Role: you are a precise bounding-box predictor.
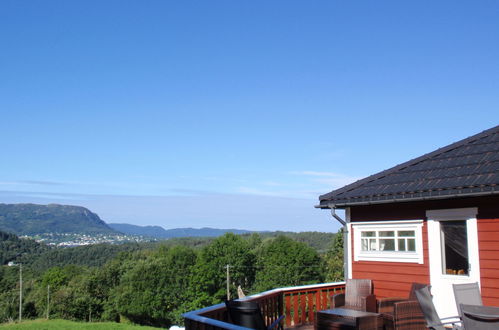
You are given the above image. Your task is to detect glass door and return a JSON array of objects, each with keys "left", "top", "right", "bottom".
[
  {"left": 440, "top": 220, "right": 469, "bottom": 276},
  {"left": 426, "top": 208, "right": 480, "bottom": 319}
]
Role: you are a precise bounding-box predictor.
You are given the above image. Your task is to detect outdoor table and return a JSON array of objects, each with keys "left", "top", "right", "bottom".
[{"left": 314, "top": 308, "right": 383, "bottom": 330}]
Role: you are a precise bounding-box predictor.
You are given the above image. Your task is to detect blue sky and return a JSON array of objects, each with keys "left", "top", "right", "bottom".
[{"left": 1, "top": 1, "right": 498, "bottom": 232}]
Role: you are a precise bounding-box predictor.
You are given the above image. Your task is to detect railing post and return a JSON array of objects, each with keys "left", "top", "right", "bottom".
[
  {"left": 285, "top": 293, "right": 291, "bottom": 327},
  {"left": 278, "top": 292, "right": 284, "bottom": 325},
  {"left": 308, "top": 291, "right": 314, "bottom": 323}
]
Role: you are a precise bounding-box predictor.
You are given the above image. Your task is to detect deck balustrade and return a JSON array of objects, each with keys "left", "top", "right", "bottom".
[{"left": 183, "top": 282, "right": 346, "bottom": 330}]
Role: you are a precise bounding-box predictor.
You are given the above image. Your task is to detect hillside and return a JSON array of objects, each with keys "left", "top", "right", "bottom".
[
  {"left": 109, "top": 224, "right": 337, "bottom": 252},
  {"left": 258, "top": 231, "right": 337, "bottom": 253},
  {"left": 109, "top": 223, "right": 252, "bottom": 238},
  {"left": 28, "top": 242, "right": 149, "bottom": 272},
  {"left": 0, "top": 230, "right": 49, "bottom": 265},
  {"left": 0, "top": 203, "right": 117, "bottom": 235}
]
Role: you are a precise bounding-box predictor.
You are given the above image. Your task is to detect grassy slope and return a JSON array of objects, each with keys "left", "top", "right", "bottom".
[{"left": 0, "top": 319, "right": 159, "bottom": 329}]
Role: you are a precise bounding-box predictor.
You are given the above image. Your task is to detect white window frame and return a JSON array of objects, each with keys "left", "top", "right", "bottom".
[{"left": 352, "top": 220, "right": 424, "bottom": 264}]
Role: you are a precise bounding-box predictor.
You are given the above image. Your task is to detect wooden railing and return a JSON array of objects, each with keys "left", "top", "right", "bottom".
[{"left": 183, "top": 282, "right": 346, "bottom": 329}]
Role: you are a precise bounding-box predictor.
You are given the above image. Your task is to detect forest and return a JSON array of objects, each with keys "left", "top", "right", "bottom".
[{"left": 0, "top": 231, "right": 344, "bottom": 328}]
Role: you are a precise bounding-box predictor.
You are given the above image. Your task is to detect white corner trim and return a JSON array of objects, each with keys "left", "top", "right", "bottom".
[
  {"left": 426, "top": 207, "right": 478, "bottom": 221},
  {"left": 346, "top": 208, "right": 353, "bottom": 279}
]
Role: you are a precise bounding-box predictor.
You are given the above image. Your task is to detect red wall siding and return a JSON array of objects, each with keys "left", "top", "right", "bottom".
[
  {"left": 351, "top": 222, "right": 430, "bottom": 299},
  {"left": 478, "top": 219, "right": 499, "bottom": 307},
  {"left": 348, "top": 196, "right": 499, "bottom": 302}
]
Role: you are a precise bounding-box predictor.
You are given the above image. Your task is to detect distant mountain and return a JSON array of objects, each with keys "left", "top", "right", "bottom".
[
  {"left": 108, "top": 223, "right": 168, "bottom": 237},
  {"left": 108, "top": 223, "right": 252, "bottom": 239},
  {"left": 0, "top": 203, "right": 117, "bottom": 235}
]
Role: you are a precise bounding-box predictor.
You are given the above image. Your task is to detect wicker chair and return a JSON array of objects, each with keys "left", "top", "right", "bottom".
[
  {"left": 378, "top": 283, "right": 427, "bottom": 330},
  {"left": 330, "top": 279, "right": 377, "bottom": 313}
]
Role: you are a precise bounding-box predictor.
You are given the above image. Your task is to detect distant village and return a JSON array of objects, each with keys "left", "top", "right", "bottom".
[{"left": 20, "top": 232, "right": 156, "bottom": 247}]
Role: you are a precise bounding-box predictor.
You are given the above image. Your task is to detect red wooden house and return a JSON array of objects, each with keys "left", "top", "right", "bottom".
[{"left": 317, "top": 125, "right": 499, "bottom": 318}]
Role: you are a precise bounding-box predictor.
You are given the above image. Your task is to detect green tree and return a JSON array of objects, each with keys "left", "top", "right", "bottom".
[
  {"left": 0, "top": 266, "right": 22, "bottom": 322},
  {"left": 41, "top": 266, "right": 70, "bottom": 289},
  {"left": 254, "top": 235, "right": 324, "bottom": 292},
  {"left": 189, "top": 233, "right": 256, "bottom": 308},
  {"left": 111, "top": 245, "right": 197, "bottom": 327},
  {"left": 247, "top": 233, "right": 263, "bottom": 250},
  {"left": 324, "top": 229, "right": 344, "bottom": 282},
  {"left": 32, "top": 266, "right": 93, "bottom": 321}
]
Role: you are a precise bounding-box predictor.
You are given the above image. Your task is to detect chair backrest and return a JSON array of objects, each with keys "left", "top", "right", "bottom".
[
  {"left": 461, "top": 304, "right": 499, "bottom": 330},
  {"left": 225, "top": 300, "right": 267, "bottom": 330},
  {"left": 453, "top": 282, "right": 482, "bottom": 318},
  {"left": 415, "top": 286, "right": 445, "bottom": 329},
  {"left": 408, "top": 282, "right": 429, "bottom": 300},
  {"left": 345, "top": 279, "right": 373, "bottom": 309}
]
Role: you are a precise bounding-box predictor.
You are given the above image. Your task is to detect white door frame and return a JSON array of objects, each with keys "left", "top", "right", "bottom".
[{"left": 426, "top": 208, "right": 481, "bottom": 319}]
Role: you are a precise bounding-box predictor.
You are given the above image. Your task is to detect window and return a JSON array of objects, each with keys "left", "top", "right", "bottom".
[
  {"left": 361, "top": 229, "right": 416, "bottom": 252},
  {"left": 353, "top": 220, "right": 424, "bottom": 264},
  {"left": 440, "top": 220, "right": 469, "bottom": 275}
]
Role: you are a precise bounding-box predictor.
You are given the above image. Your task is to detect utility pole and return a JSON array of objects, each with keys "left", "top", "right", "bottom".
[
  {"left": 19, "top": 263, "right": 22, "bottom": 323},
  {"left": 226, "top": 264, "right": 231, "bottom": 300},
  {"left": 46, "top": 285, "right": 50, "bottom": 319}
]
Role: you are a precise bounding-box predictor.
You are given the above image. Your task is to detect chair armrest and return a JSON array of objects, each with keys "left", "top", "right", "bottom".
[
  {"left": 377, "top": 297, "right": 406, "bottom": 314},
  {"left": 427, "top": 320, "right": 460, "bottom": 327},
  {"left": 427, "top": 318, "right": 461, "bottom": 330},
  {"left": 463, "top": 311, "right": 499, "bottom": 321},
  {"left": 360, "top": 294, "right": 377, "bottom": 313},
  {"left": 331, "top": 293, "right": 345, "bottom": 308}
]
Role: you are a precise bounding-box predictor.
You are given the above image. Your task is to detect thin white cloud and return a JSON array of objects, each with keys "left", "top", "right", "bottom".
[
  {"left": 262, "top": 181, "right": 283, "bottom": 187},
  {"left": 236, "top": 187, "right": 288, "bottom": 197},
  {"left": 21, "top": 180, "right": 66, "bottom": 186},
  {"left": 236, "top": 186, "right": 318, "bottom": 199},
  {"left": 290, "top": 170, "right": 350, "bottom": 178},
  {"left": 290, "top": 170, "right": 361, "bottom": 188},
  {"left": 313, "top": 177, "right": 359, "bottom": 187},
  {"left": 0, "top": 180, "right": 66, "bottom": 186}
]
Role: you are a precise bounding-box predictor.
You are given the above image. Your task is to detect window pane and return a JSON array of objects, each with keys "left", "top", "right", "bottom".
[
  {"left": 380, "top": 239, "right": 395, "bottom": 251},
  {"left": 398, "top": 230, "right": 415, "bottom": 237},
  {"left": 369, "top": 239, "right": 377, "bottom": 251},
  {"left": 441, "top": 221, "right": 468, "bottom": 275},
  {"left": 362, "top": 231, "right": 375, "bottom": 237},
  {"left": 398, "top": 239, "right": 406, "bottom": 251},
  {"left": 379, "top": 231, "right": 395, "bottom": 237},
  {"left": 408, "top": 239, "right": 416, "bottom": 251},
  {"left": 361, "top": 239, "right": 369, "bottom": 251}
]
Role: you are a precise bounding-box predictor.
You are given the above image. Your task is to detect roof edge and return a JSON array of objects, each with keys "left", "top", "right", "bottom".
[
  {"left": 316, "top": 190, "right": 499, "bottom": 209},
  {"left": 319, "top": 125, "right": 499, "bottom": 203}
]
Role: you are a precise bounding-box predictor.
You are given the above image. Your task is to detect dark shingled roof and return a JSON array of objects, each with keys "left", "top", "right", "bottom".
[{"left": 318, "top": 125, "right": 499, "bottom": 208}]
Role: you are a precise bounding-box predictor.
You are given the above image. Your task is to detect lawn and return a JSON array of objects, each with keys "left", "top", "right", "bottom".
[{"left": 0, "top": 319, "right": 161, "bottom": 329}]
